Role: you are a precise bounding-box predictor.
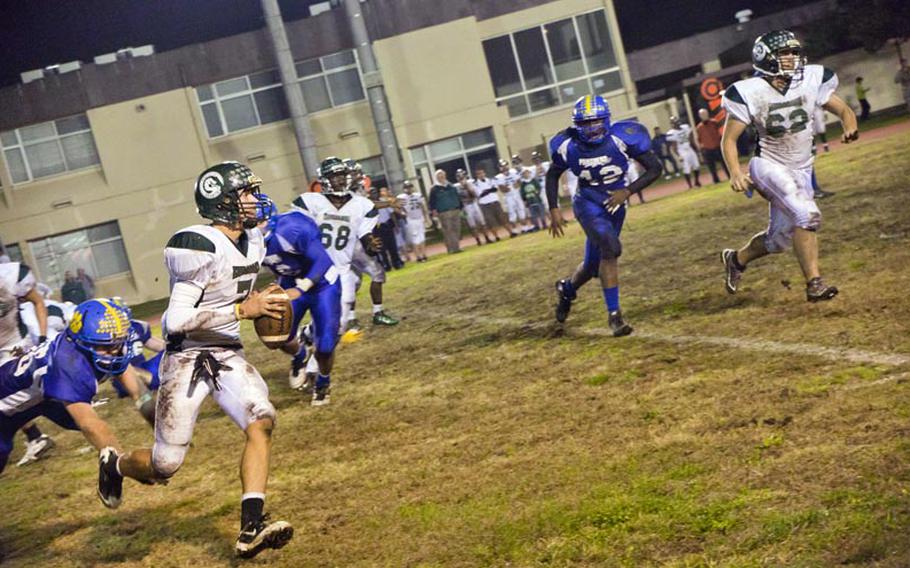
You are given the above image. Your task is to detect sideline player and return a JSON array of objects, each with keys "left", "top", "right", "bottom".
[
  {"left": 114, "top": 162, "right": 293, "bottom": 558},
  {"left": 720, "top": 30, "right": 858, "bottom": 302},
  {"left": 0, "top": 299, "right": 136, "bottom": 483},
  {"left": 666, "top": 116, "right": 702, "bottom": 189},
  {"left": 260, "top": 197, "right": 341, "bottom": 405},
  {"left": 398, "top": 180, "right": 430, "bottom": 262},
  {"left": 548, "top": 95, "right": 663, "bottom": 335},
  {"left": 455, "top": 169, "right": 495, "bottom": 246},
  {"left": 495, "top": 159, "right": 530, "bottom": 234}
]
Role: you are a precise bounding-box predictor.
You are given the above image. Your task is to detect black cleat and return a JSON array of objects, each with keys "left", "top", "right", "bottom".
[
  {"left": 721, "top": 249, "right": 743, "bottom": 294},
  {"left": 98, "top": 447, "right": 123, "bottom": 509},
  {"left": 235, "top": 514, "right": 294, "bottom": 559},
  {"left": 608, "top": 310, "right": 633, "bottom": 337},
  {"left": 806, "top": 277, "right": 838, "bottom": 302},
  {"left": 555, "top": 279, "right": 575, "bottom": 323}
]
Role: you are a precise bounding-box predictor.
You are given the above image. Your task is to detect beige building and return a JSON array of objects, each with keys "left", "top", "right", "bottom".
[{"left": 0, "top": 0, "right": 674, "bottom": 304}]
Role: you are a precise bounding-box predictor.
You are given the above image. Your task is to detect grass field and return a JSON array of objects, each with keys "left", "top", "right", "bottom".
[{"left": 2, "top": 128, "right": 910, "bottom": 567}]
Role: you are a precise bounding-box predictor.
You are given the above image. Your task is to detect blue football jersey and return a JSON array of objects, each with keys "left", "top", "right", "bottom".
[
  {"left": 263, "top": 211, "right": 337, "bottom": 287},
  {"left": 0, "top": 334, "right": 105, "bottom": 416},
  {"left": 549, "top": 120, "right": 652, "bottom": 192}
]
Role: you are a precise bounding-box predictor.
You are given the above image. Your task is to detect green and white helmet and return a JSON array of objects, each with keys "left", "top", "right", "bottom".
[
  {"left": 318, "top": 156, "right": 352, "bottom": 196},
  {"left": 194, "top": 161, "right": 263, "bottom": 228},
  {"left": 752, "top": 30, "right": 806, "bottom": 80}
]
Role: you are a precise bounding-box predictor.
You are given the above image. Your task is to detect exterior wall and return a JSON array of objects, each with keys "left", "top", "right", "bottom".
[
  {"left": 818, "top": 43, "right": 909, "bottom": 117},
  {"left": 0, "top": 0, "right": 659, "bottom": 305}
]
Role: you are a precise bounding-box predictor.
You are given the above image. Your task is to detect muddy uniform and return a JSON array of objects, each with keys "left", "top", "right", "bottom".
[
  {"left": 722, "top": 64, "right": 837, "bottom": 252},
  {"left": 398, "top": 192, "right": 428, "bottom": 246},
  {"left": 152, "top": 225, "right": 273, "bottom": 477},
  {"left": 494, "top": 169, "right": 526, "bottom": 224}
]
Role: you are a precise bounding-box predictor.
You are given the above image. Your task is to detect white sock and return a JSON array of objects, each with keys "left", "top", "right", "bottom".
[
  {"left": 242, "top": 492, "right": 266, "bottom": 502},
  {"left": 372, "top": 304, "right": 383, "bottom": 314}
]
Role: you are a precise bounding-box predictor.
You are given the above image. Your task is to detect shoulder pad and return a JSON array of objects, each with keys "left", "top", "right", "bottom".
[
  {"left": 166, "top": 231, "right": 216, "bottom": 253},
  {"left": 47, "top": 304, "right": 65, "bottom": 319},
  {"left": 611, "top": 120, "right": 652, "bottom": 156},
  {"left": 292, "top": 195, "right": 308, "bottom": 210}
]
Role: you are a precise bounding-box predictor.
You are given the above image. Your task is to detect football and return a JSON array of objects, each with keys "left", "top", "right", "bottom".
[{"left": 253, "top": 288, "right": 293, "bottom": 349}]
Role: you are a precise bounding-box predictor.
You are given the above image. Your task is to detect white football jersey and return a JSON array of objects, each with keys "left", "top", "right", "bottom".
[
  {"left": 474, "top": 177, "right": 499, "bottom": 205},
  {"left": 532, "top": 161, "right": 550, "bottom": 185},
  {"left": 397, "top": 192, "right": 427, "bottom": 221},
  {"left": 162, "top": 224, "right": 265, "bottom": 349},
  {"left": 293, "top": 192, "right": 377, "bottom": 273},
  {"left": 666, "top": 124, "right": 694, "bottom": 152},
  {"left": 722, "top": 64, "right": 838, "bottom": 170},
  {"left": 0, "top": 263, "right": 36, "bottom": 352}
]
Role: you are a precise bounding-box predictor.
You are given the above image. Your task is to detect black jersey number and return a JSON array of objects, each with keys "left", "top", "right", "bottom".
[
  {"left": 766, "top": 108, "right": 809, "bottom": 138},
  {"left": 319, "top": 223, "right": 351, "bottom": 251},
  {"left": 236, "top": 279, "right": 253, "bottom": 299}
]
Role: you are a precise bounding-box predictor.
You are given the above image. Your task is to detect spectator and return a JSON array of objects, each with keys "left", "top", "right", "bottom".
[
  {"left": 474, "top": 167, "right": 512, "bottom": 240},
  {"left": 428, "top": 170, "right": 464, "bottom": 254},
  {"left": 855, "top": 77, "right": 871, "bottom": 121},
  {"left": 518, "top": 169, "right": 546, "bottom": 231},
  {"left": 60, "top": 271, "right": 87, "bottom": 304},
  {"left": 651, "top": 126, "right": 679, "bottom": 179},
  {"left": 895, "top": 60, "right": 910, "bottom": 114},
  {"left": 375, "top": 187, "right": 405, "bottom": 270},
  {"left": 76, "top": 268, "right": 95, "bottom": 298},
  {"left": 696, "top": 108, "right": 729, "bottom": 184}
]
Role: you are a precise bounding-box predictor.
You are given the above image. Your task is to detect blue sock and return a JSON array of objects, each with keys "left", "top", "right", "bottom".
[
  {"left": 315, "top": 374, "right": 331, "bottom": 389},
  {"left": 811, "top": 169, "right": 819, "bottom": 191},
  {"left": 603, "top": 287, "right": 620, "bottom": 312}
]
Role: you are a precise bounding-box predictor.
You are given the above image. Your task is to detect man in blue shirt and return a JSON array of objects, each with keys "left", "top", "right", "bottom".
[
  {"left": 0, "top": 298, "right": 137, "bottom": 508},
  {"left": 547, "top": 95, "right": 663, "bottom": 335},
  {"left": 260, "top": 198, "right": 342, "bottom": 403}
]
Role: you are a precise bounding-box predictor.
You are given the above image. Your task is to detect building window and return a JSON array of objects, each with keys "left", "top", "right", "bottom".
[
  {"left": 28, "top": 222, "right": 130, "bottom": 289},
  {"left": 296, "top": 50, "right": 365, "bottom": 113},
  {"left": 196, "top": 69, "right": 291, "bottom": 138},
  {"left": 358, "top": 155, "right": 388, "bottom": 191},
  {"left": 410, "top": 128, "right": 498, "bottom": 184},
  {"left": 196, "top": 50, "right": 364, "bottom": 138},
  {"left": 482, "top": 9, "right": 622, "bottom": 118},
  {"left": 2, "top": 242, "right": 22, "bottom": 263},
  {"left": 1, "top": 115, "right": 100, "bottom": 183}
]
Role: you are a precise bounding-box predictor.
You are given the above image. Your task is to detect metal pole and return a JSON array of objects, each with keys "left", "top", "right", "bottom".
[
  {"left": 342, "top": 0, "right": 406, "bottom": 191},
  {"left": 260, "top": 0, "right": 321, "bottom": 181}
]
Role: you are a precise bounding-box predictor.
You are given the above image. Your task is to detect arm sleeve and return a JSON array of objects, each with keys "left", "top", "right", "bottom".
[
  {"left": 722, "top": 85, "right": 751, "bottom": 125},
  {"left": 162, "top": 248, "right": 236, "bottom": 332},
  {"left": 545, "top": 165, "right": 565, "bottom": 210},
  {"left": 626, "top": 152, "right": 663, "bottom": 195},
  {"left": 818, "top": 67, "right": 839, "bottom": 106},
  {"left": 546, "top": 131, "right": 570, "bottom": 209}
]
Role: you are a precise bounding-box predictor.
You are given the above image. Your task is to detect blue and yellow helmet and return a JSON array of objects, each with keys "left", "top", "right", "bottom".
[
  {"left": 67, "top": 298, "right": 134, "bottom": 375},
  {"left": 572, "top": 95, "right": 611, "bottom": 144}
]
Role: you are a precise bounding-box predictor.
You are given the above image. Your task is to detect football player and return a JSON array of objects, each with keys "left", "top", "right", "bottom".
[
  {"left": 113, "top": 162, "right": 293, "bottom": 558},
  {"left": 666, "top": 116, "right": 702, "bottom": 189},
  {"left": 0, "top": 262, "right": 53, "bottom": 466},
  {"left": 343, "top": 160, "right": 399, "bottom": 329},
  {"left": 455, "top": 169, "right": 495, "bottom": 246},
  {"left": 494, "top": 159, "right": 529, "bottom": 234},
  {"left": 530, "top": 151, "right": 551, "bottom": 212},
  {"left": 109, "top": 317, "right": 165, "bottom": 426},
  {"left": 397, "top": 180, "right": 430, "bottom": 262},
  {"left": 720, "top": 30, "right": 858, "bottom": 301},
  {"left": 0, "top": 299, "right": 136, "bottom": 483},
  {"left": 548, "top": 95, "right": 663, "bottom": 335},
  {"left": 292, "top": 157, "right": 385, "bottom": 397},
  {"left": 259, "top": 196, "right": 342, "bottom": 405}
]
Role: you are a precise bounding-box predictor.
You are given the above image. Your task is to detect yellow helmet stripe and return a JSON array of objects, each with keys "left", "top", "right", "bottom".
[{"left": 585, "top": 95, "right": 593, "bottom": 115}]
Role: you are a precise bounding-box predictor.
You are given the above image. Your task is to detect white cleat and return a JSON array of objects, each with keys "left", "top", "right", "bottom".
[{"left": 17, "top": 435, "right": 55, "bottom": 467}]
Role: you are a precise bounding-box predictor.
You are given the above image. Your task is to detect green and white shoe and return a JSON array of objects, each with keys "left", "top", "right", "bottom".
[{"left": 372, "top": 311, "right": 399, "bottom": 326}]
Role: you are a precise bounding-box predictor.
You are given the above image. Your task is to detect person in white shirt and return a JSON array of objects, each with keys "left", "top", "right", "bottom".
[
  {"left": 666, "top": 116, "right": 702, "bottom": 188},
  {"left": 474, "top": 167, "right": 514, "bottom": 240},
  {"left": 397, "top": 180, "right": 430, "bottom": 262}
]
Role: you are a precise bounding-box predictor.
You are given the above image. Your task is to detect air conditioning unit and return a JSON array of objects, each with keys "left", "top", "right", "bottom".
[
  {"left": 95, "top": 45, "right": 155, "bottom": 65},
  {"left": 21, "top": 69, "right": 44, "bottom": 83}
]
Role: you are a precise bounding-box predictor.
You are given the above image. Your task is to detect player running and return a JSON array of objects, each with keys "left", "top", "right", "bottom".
[
  {"left": 720, "top": 30, "right": 858, "bottom": 301},
  {"left": 548, "top": 95, "right": 663, "bottom": 335},
  {"left": 113, "top": 161, "right": 293, "bottom": 559},
  {"left": 260, "top": 197, "right": 342, "bottom": 406}
]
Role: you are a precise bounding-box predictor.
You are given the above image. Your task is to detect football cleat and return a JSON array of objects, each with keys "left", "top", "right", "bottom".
[
  {"left": 608, "top": 310, "right": 633, "bottom": 337},
  {"left": 806, "top": 277, "right": 838, "bottom": 302},
  {"left": 721, "top": 249, "right": 744, "bottom": 294},
  {"left": 235, "top": 514, "right": 294, "bottom": 559},
  {"left": 98, "top": 447, "right": 123, "bottom": 509},
  {"left": 312, "top": 385, "right": 331, "bottom": 407},
  {"left": 372, "top": 311, "right": 399, "bottom": 326},
  {"left": 16, "top": 434, "right": 55, "bottom": 467},
  {"left": 288, "top": 358, "right": 307, "bottom": 390},
  {"left": 555, "top": 279, "right": 576, "bottom": 323}
]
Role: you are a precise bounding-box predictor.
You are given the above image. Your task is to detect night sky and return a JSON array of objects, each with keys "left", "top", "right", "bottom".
[{"left": 0, "top": 0, "right": 820, "bottom": 87}]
